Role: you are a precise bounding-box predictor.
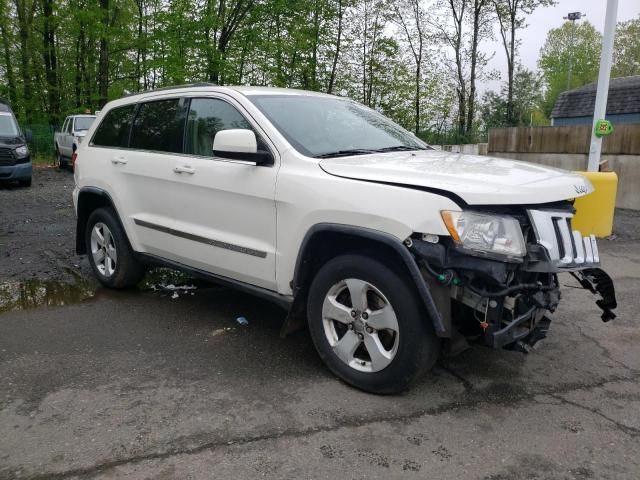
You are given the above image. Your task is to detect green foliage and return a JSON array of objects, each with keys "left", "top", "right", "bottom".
[
  {"left": 538, "top": 20, "right": 602, "bottom": 117},
  {"left": 612, "top": 15, "right": 640, "bottom": 77},
  {"left": 480, "top": 67, "right": 546, "bottom": 132}
]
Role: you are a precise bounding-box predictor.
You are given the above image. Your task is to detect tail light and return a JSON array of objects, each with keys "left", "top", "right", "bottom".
[{"left": 71, "top": 151, "right": 78, "bottom": 171}]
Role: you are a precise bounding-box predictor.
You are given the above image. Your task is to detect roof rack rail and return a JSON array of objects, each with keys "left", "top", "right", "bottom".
[{"left": 124, "top": 82, "right": 218, "bottom": 97}]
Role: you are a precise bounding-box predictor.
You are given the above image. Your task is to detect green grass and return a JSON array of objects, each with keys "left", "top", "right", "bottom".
[{"left": 31, "top": 153, "right": 55, "bottom": 166}]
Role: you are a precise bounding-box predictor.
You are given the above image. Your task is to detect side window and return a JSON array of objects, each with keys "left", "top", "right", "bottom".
[
  {"left": 62, "top": 118, "right": 69, "bottom": 133},
  {"left": 92, "top": 105, "right": 136, "bottom": 148},
  {"left": 130, "top": 98, "right": 187, "bottom": 153},
  {"left": 65, "top": 118, "right": 73, "bottom": 133},
  {"left": 185, "top": 98, "right": 252, "bottom": 156}
]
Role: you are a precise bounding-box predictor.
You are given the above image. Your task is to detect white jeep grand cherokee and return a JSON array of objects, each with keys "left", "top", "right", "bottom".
[{"left": 73, "top": 84, "right": 617, "bottom": 393}]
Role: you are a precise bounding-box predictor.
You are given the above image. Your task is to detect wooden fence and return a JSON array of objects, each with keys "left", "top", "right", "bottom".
[{"left": 488, "top": 124, "right": 640, "bottom": 155}]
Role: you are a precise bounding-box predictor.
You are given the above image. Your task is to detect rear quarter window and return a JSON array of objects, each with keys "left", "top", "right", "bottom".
[{"left": 91, "top": 105, "right": 136, "bottom": 148}]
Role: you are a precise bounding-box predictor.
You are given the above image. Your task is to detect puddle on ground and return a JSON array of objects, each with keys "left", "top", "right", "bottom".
[
  {"left": 0, "top": 268, "right": 217, "bottom": 313},
  {"left": 139, "top": 268, "right": 215, "bottom": 299},
  {"left": 0, "top": 278, "right": 96, "bottom": 314}
]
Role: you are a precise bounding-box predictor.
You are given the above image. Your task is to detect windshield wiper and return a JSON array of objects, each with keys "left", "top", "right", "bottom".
[
  {"left": 373, "top": 145, "right": 427, "bottom": 153},
  {"left": 314, "top": 149, "right": 377, "bottom": 159}
]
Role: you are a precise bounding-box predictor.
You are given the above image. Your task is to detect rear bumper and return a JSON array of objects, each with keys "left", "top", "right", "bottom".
[{"left": 0, "top": 160, "right": 32, "bottom": 180}]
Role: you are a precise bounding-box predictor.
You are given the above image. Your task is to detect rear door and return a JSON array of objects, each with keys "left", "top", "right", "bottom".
[
  {"left": 163, "top": 96, "right": 279, "bottom": 290},
  {"left": 63, "top": 117, "right": 74, "bottom": 156},
  {"left": 89, "top": 100, "right": 182, "bottom": 258},
  {"left": 117, "top": 97, "right": 189, "bottom": 258},
  {"left": 59, "top": 117, "right": 70, "bottom": 156}
]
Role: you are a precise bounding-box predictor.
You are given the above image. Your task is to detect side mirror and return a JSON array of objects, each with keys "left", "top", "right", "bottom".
[
  {"left": 213, "top": 129, "right": 272, "bottom": 165},
  {"left": 24, "top": 128, "right": 33, "bottom": 142}
]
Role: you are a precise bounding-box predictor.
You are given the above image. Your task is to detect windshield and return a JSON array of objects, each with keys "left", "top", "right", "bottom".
[
  {"left": 74, "top": 116, "right": 95, "bottom": 131},
  {"left": 247, "top": 95, "right": 428, "bottom": 158},
  {"left": 0, "top": 112, "right": 19, "bottom": 137}
]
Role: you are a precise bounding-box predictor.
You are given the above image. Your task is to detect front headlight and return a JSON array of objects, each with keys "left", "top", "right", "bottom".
[
  {"left": 441, "top": 210, "right": 526, "bottom": 261},
  {"left": 15, "top": 145, "right": 29, "bottom": 158}
]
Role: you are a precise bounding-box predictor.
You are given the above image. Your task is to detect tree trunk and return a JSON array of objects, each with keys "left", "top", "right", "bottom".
[
  {"left": 467, "top": 0, "right": 485, "bottom": 136},
  {"left": 98, "top": 0, "right": 109, "bottom": 107},
  {"left": 506, "top": 7, "right": 516, "bottom": 125},
  {"left": 14, "top": 0, "right": 35, "bottom": 122},
  {"left": 0, "top": 16, "right": 17, "bottom": 107},
  {"left": 327, "top": 0, "right": 343, "bottom": 94},
  {"left": 41, "top": 0, "right": 59, "bottom": 124}
]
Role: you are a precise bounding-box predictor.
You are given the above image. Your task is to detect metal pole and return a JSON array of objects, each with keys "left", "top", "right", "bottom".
[
  {"left": 587, "top": 0, "right": 618, "bottom": 172},
  {"left": 567, "top": 20, "right": 574, "bottom": 90}
]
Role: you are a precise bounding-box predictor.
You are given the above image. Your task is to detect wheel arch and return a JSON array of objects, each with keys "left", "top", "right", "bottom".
[
  {"left": 75, "top": 187, "right": 125, "bottom": 254},
  {"left": 283, "top": 223, "right": 446, "bottom": 337}
]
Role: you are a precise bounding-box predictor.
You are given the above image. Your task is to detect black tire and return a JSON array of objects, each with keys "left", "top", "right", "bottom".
[
  {"left": 55, "top": 146, "right": 64, "bottom": 169},
  {"left": 85, "top": 207, "right": 146, "bottom": 288},
  {"left": 18, "top": 177, "right": 31, "bottom": 187},
  {"left": 307, "top": 254, "right": 440, "bottom": 394}
]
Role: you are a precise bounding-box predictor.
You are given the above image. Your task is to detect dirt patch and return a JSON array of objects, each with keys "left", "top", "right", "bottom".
[{"left": 0, "top": 165, "right": 89, "bottom": 283}]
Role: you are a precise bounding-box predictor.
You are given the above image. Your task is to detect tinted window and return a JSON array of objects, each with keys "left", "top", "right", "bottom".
[
  {"left": 130, "top": 98, "right": 187, "bottom": 153},
  {"left": 92, "top": 105, "right": 136, "bottom": 148},
  {"left": 185, "top": 98, "right": 251, "bottom": 156}
]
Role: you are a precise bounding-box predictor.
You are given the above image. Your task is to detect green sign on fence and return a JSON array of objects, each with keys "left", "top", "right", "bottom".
[{"left": 594, "top": 119, "right": 614, "bottom": 138}]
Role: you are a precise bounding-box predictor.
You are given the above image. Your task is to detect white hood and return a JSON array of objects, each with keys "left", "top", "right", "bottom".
[{"left": 319, "top": 150, "right": 593, "bottom": 205}]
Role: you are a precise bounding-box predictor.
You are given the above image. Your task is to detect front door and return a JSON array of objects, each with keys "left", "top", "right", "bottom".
[{"left": 164, "top": 96, "right": 279, "bottom": 290}]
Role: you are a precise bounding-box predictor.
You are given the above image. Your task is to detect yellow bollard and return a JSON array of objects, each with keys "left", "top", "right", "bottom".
[{"left": 572, "top": 171, "right": 618, "bottom": 238}]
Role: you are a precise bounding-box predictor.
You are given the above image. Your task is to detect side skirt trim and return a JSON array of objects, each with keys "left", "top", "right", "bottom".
[{"left": 133, "top": 218, "right": 268, "bottom": 258}]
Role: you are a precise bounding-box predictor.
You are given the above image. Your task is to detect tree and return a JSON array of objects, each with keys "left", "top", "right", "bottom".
[
  {"left": 480, "top": 66, "right": 544, "bottom": 130},
  {"left": 538, "top": 21, "right": 601, "bottom": 116},
  {"left": 392, "top": 0, "right": 429, "bottom": 135},
  {"left": 493, "top": 0, "right": 553, "bottom": 125},
  {"left": 612, "top": 16, "right": 640, "bottom": 77}
]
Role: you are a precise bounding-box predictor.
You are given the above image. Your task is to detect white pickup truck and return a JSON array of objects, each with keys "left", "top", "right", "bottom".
[{"left": 54, "top": 114, "right": 95, "bottom": 169}]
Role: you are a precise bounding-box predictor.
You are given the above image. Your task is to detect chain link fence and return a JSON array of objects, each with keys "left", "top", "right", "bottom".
[{"left": 24, "top": 124, "right": 56, "bottom": 163}]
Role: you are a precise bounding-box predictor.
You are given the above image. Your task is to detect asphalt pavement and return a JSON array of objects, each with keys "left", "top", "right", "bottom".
[{"left": 1, "top": 167, "right": 639, "bottom": 479}]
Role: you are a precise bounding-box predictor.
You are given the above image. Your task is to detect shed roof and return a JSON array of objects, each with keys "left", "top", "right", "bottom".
[{"left": 551, "top": 75, "right": 640, "bottom": 119}]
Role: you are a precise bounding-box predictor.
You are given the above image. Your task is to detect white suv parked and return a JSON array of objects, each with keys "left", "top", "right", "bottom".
[{"left": 73, "top": 84, "right": 617, "bottom": 393}]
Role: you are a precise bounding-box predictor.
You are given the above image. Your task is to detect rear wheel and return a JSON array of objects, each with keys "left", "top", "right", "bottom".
[
  {"left": 307, "top": 254, "right": 440, "bottom": 394},
  {"left": 55, "top": 146, "right": 64, "bottom": 169},
  {"left": 85, "top": 207, "right": 146, "bottom": 288}
]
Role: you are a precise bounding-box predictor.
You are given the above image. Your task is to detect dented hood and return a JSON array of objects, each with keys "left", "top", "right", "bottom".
[{"left": 319, "top": 150, "right": 593, "bottom": 205}]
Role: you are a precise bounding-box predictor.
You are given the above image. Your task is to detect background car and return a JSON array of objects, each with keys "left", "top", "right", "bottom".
[
  {"left": 54, "top": 114, "right": 96, "bottom": 169},
  {"left": 0, "top": 99, "right": 32, "bottom": 187}
]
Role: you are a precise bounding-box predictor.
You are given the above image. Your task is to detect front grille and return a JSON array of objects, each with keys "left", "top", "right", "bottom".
[
  {"left": 528, "top": 209, "right": 599, "bottom": 267},
  {"left": 0, "top": 147, "right": 15, "bottom": 166}
]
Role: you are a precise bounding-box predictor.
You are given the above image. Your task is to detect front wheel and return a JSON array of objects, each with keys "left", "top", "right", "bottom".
[
  {"left": 307, "top": 254, "right": 440, "bottom": 394},
  {"left": 85, "top": 207, "right": 146, "bottom": 288}
]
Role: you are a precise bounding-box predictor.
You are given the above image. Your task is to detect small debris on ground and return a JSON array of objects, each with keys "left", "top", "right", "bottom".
[{"left": 236, "top": 316, "right": 249, "bottom": 326}]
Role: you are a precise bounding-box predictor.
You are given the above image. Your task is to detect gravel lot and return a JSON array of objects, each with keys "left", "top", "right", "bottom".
[{"left": 1, "top": 167, "right": 639, "bottom": 479}]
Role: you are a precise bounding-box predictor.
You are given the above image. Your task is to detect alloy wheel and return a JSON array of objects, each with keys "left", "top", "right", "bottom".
[
  {"left": 321, "top": 278, "right": 400, "bottom": 372},
  {"left": 90, "top": 222, "right": 117, "bottom": 277}
]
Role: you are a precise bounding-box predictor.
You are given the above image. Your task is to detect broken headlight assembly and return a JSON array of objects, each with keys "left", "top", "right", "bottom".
[{"left": 441, "top": 210, "right": 526, "bottom": 262}]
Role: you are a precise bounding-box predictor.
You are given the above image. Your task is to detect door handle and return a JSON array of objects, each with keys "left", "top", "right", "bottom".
[
  {"left": 173, "top": 165, "right": 195, "bottom": 175},
  {"left": 111, "top": 156, "right": 128, "bottom": 165}
]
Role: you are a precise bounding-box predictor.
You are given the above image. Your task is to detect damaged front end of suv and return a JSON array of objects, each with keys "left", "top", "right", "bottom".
[{"left": 408, "top": 202, "right": 617, "bottom": 354}]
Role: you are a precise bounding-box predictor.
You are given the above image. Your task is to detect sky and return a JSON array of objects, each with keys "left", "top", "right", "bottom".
[{"left": 481, "top": 0, "right": 640, "bottom": 93}]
